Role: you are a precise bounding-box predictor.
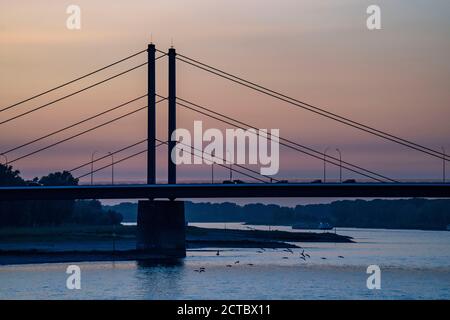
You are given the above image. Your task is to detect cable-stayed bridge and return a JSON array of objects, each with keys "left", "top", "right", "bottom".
[
  {"left": 0, "top": 43, "right": 449, "bottom": 199},
  {"left": 1, "top": 43, "right": 449, "bottom": 256}
]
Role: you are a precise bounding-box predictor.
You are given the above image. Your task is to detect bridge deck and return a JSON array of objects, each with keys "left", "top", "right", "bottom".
[{"left": 0, "top": 183, "right": 449, "bottom": 200}]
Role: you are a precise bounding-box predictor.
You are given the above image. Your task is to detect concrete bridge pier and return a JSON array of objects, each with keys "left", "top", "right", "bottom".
[{"left": 136, "top": 200, "right": 186, "bottom": 258}]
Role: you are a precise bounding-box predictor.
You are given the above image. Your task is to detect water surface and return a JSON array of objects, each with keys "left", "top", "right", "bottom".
[{"left": 1, "top": 225, "right": 449, "bottom": 299}]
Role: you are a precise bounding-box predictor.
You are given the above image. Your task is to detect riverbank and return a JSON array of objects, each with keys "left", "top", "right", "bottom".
[{"left": 0, "top": 225, "right": 352, "bottom": 265}]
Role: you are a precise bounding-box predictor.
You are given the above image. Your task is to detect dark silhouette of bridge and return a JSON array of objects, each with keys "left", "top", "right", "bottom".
[
  {"left": 0, "top": 182, "right": 449, "bottom": 201},
  {"left": 1, "top": 43, "right": 449, "bottom": 257}
]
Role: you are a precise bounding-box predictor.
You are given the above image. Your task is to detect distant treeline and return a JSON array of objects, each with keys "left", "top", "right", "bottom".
[
  {"left": 108, "top": 199, "right": 450, "bottom": 231},
  {"left": 0, "top": 164, "right": 122, "bottom": 227}
]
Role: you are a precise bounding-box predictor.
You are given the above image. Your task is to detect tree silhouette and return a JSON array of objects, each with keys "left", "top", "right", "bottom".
[
  {"left": 0, "top": 164, "right": 25, "bottom": 186},
  {"left": 38, "top": 171, "right": 78, "bottom": 186},
  {"left": 0, "top": 164, "right": 121, "bottom": 227}
]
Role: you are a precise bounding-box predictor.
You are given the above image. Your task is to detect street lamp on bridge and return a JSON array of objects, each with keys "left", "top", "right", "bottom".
[
  {"left": 90, "top": 150, "right": 99, "bottom": 185},
  {"left": 336, "top": 148, "right": 342, "bottom": 183},
  {"left": 226, "top": 150, "right": 233, "bottom": 181},
  {"left": 442, "top": 146, "right": 447, "bottom": 183},
  {"left": 211, "top": 150, "right": 215, "bottom": 184},
  {"left": 108, "top": 152, "right": 115, "bottom": 185},
  {"left": 323, "top": 147, "right": 330, "bottom": 182}
]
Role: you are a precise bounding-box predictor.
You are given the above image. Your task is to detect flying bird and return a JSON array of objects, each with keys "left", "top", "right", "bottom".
[{"left": 300, "top": 250, "right": 306, "bottom": 258}]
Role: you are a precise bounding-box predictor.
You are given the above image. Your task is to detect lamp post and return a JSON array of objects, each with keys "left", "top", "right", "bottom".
[
  {"left": 108, "top": 152, "right": 114, "bottom": 185},
  {"left": 442, "top": 146, "right": 446, "bottom": 183},
  {"left": 90, "top": 150, "right": 98, "bottom": 185},
  {"left": 211, "top": 150, "right": 215, "bottom": 184},
  {"left": 227, "top": 150, "right": 233, "bottom": 181},
  {"left": 323, "top": 147, "right": 330, "bottom": 182},
  {"left": 336, "top": 148, "right": 342, "bottom": 183}
]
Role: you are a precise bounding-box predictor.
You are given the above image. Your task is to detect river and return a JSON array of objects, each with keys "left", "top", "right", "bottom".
[{"left": 1, "top": 224, "right": 449, "bottom": 299}]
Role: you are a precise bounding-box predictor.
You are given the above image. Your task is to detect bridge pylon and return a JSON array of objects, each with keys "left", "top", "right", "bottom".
[
  {"left": 137, "top": 200, "right": 186, "bottom": 258},
  {"left": 168, "top": 47, "right": 177, "bottom": 184},
  {"left": 147, "top": 43, "right": 156, "bottom": 185}
]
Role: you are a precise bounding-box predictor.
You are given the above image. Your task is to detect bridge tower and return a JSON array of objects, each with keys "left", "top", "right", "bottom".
[
  {"left": 147, "top": 43, "right": 156, "bottom": 185},
  {"left": 168, "top": 47, "right": 177, "bottom": 184},
  {"left": 137, "top": 44, "right": 185, "bottom": 258}
]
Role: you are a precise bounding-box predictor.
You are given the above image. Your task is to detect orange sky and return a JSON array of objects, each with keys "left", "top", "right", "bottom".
[{"left": 1, "top": 0, "right": 450, "bottom": 184}]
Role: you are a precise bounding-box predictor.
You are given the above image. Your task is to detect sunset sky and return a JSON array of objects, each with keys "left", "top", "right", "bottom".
[{"left": 1, "top": 0, "right": 450, "bottom": 186}]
